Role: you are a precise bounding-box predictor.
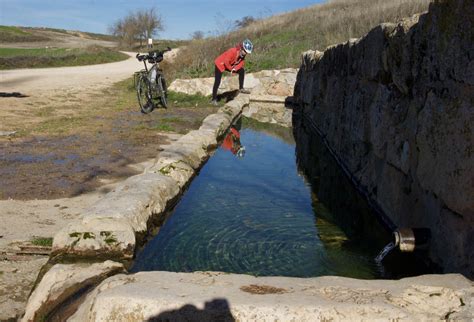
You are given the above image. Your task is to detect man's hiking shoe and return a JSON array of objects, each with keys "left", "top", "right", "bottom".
[
  {"left": 239, "top": 88, "right": 251, "bottom": 94},
  {"left": 210, "top": 99, "right": 219, "bottom": 106}
]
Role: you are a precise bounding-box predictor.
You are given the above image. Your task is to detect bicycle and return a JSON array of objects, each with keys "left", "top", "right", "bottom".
[{"left": 134, "top": 47, "right": 171, "bottom": 114}]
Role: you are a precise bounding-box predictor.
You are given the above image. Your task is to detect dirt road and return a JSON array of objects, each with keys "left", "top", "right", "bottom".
[{"left": 2, "top": 51, "right": 138, "bottom": 94}]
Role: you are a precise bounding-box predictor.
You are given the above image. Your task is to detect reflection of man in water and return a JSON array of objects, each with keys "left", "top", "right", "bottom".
[{"left": 222, "top": 127, "right": 245, "bottom": 158}]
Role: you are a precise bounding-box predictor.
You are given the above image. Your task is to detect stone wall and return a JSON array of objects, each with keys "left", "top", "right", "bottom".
[{"left": 293, "top": 0, "right": 473, "bottom": 276}]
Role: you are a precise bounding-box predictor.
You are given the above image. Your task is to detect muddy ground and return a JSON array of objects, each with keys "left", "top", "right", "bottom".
[{"left": 0, "top": 105, "right": 216, "bottom": 200}]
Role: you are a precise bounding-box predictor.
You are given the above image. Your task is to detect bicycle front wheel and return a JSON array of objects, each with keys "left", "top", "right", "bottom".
[
  {"left": 157, "top": 76, "right": 168, "bottom": 109},
  {"left": 137, "top": 76, "right": 155, "bottom": 114}
]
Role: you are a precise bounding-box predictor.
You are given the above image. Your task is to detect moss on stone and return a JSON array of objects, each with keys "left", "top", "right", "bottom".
[{"left": 83, "top": 232, "right": 96, "bottom": 239}]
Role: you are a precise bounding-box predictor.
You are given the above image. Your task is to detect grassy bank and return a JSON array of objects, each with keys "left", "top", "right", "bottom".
[
  {"left": 17, "top": 78, "right": 218, "bottom": 138},
  {"left": 0, "top": 46, "right": 128, "bottom": 69},
  {"left": 22, "top": 26, "right": 119, "bottom": 42},
  {"left": 0, "top": 25, "right": 50, "bottom": 42},
  {"left": 167, "top": 0, "right": 431, "bottom": 79}
]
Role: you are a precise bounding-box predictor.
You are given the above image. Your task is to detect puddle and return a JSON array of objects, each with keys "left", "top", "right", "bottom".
[{"left": 132, "top": 118, "right": 393, "bottom": 279}]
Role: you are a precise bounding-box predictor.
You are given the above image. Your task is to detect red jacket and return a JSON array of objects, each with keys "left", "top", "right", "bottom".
[
  {"left": 222, "top": 128, "right": 241, "bottom": 154},
  {"left": 214, "top": 45, "right": 245, "bottom": 73}
]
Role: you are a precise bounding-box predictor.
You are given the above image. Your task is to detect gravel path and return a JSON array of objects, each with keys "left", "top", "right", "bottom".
[{"left": 1, "top": 51, "right": 138, "bottom": 94}]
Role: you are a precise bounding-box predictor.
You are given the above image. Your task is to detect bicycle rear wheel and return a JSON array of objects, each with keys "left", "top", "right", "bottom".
[
  {"left": 137, "top": 76, "right": 155, "bottom": 114},
  {"left": 157, "top": 76, "right": 168, "bottom": 109}
]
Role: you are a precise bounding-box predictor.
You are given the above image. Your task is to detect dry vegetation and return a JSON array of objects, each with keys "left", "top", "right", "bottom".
[{"left": 167, "top": 0, "right": 432, "bottom": 80}]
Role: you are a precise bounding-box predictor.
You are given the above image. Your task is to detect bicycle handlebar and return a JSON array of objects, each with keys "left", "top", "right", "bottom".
[{"left": 136, "top": 47, "right": 172, "bottom": 62}]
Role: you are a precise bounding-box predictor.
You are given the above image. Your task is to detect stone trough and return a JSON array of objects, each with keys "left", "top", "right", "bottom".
[{"left": 22, "top": 65, "right": 473, "bottom": 321}]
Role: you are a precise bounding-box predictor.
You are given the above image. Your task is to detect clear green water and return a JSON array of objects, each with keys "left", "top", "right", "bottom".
[{"left": 132, "top": 121, "right": 382, "bottom": 278}]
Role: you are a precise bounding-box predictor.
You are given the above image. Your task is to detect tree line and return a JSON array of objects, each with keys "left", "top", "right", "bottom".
[{"left": 109, "top": 8, "right": 163, "bottom": 48}]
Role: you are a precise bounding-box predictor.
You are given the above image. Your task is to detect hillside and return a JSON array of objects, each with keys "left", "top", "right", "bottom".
[
  {"left": 167, "top": 0, "right": 432, "bottom": 80},
  {"left": 0, "top": 26, "right": 130, "bottom": 69},
  {"left": 0, "top": 25, "right": 119, "bottom": 48}
]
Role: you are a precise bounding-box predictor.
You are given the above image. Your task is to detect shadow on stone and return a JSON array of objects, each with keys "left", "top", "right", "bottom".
[
  {"left": 0, "top": 92, "right": 29, "bottom": 98},
  {"left": 148, "top": 298, "right": 235, "bottom": 322},
  {"left": 217, "top": 90, "right": 239, "bottom": 103}
]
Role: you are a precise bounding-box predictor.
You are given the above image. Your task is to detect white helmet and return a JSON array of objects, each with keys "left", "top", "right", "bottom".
[
  {"left": 242, "top": 39, "right": 253, "bottom": 54},
  {"left": 236, "top": 146, "right": 246, "bottom": 158}
]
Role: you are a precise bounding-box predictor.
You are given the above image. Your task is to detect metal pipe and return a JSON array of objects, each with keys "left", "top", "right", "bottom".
[{"left": 394, "top": 228, "right": 431, "bottom": 252}]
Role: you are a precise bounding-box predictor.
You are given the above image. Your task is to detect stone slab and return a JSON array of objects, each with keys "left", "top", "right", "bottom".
[
  {"left": 70, "top": 271, "right": 474, "bottom": 321},
  {"left": 22, "top": 261, "right": 124, "bottom": 322}
]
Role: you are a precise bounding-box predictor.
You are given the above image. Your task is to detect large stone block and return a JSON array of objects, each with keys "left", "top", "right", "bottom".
[
  {"left": 84, "top": 173, "right": 180, "bottom": 232},
  {"left": 199, "top": 113, "right": 232, "bottom": 137},
  {"left": 69, "top": 271, "right": 473, "bottom": 321},
  {"left": 52, "top": 218, "right": 136, "bottom": 259},
  {"left": 149, "top": 158, "right": 195, "bottom": 189},
  {"left": 22, "top": 261, "right": 124, "bottom": 322}
]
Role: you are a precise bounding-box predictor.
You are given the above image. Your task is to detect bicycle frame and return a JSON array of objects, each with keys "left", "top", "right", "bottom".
[
  {"left": 134, "top": 60, "right": 162, "bottom": 88},
  {"left": 135, "top": 47, "right": 170, "bottom": 112}
]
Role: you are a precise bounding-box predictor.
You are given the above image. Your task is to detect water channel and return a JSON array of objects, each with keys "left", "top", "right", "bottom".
[{"left": 132, "top": 117, "right": 431, "bottom": 278}]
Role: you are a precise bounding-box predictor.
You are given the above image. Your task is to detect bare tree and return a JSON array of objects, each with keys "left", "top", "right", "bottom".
[
  {"left": 191, "top": 30, "right": 205, "bottom": 40},
  {"left": 110, "top": 8, "right": 164, "bottom": 48},
  {"left": 137, "top": 8, "right": 164, "bottom": 47},
  {"left": 235, "top": 16, "right": 256, "bottom": 29}
]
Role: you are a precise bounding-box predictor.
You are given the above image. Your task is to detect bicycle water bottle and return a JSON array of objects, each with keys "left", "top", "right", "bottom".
[{"left": 149, "top": 67, "right": 157, "bottom": 87}]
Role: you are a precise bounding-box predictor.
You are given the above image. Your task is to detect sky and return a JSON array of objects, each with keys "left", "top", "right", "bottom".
[{"left": 0, "top": 0, "right": 324, "bottom": 40}]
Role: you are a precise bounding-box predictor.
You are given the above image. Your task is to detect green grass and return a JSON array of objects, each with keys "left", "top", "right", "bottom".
[
  {"left": 30, "top": 237, "right": 53, "bottom": 247},
  {"left": 167, "top": 91, "right": 223, "bottom": 108},
  {"left": 0, "top": 25, "right": 29, "bottom": 35},
  {"left": 0, "top": 47, "right": 69, "bottom": 57},
  {"left": 0, "top": 25, "right": 50, "bottom": 42},
  {"left": 35, "top": 116, "right": 87, "bottom": 135},
  {"left": 134, "top": 115, "right": 183, "bottom": 132},
  {"left": 151, "top": 123, "right": 175, "bottom": 132},
  {"left": 0, "top": 46, "right": 128, "bottom": 69}
]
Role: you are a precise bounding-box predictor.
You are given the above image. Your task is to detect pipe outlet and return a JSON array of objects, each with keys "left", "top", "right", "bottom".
[{"left": 393, "top": 228, "right": 431, "bottom": 252}]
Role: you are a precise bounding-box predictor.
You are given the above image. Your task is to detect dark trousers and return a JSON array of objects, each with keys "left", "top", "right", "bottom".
[{"left": 212, "top": 66, "right": 245, "bottom": 100}]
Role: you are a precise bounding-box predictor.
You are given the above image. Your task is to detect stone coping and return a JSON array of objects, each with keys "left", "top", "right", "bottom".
[
  {"left": 69, "top": 271, "right": 473, "bottom": 321},
  {"left": 51, "top": 95, "right": 249, "bottom": 262},
  {"left": 249, "top": 94, "right": 287, "bottom": 104}
]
